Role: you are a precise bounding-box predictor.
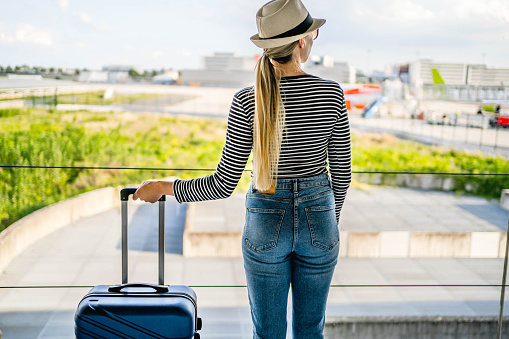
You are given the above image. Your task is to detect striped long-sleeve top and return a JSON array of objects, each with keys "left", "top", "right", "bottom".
[{"left": 173, "top": 74, "right": 351, "bottom": 222}]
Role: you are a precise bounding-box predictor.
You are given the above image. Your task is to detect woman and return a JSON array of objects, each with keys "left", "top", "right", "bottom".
[{"left": 134, "top": 0, "right": 351, "bottom": 337}]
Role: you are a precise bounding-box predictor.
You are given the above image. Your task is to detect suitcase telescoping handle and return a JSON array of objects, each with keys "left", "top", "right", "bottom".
[
  {"left": 120, "top": 188, "right": 166, "bottom": 286},
  {"left": 108, "top": 283, "right": 169, "bottom": 293}
]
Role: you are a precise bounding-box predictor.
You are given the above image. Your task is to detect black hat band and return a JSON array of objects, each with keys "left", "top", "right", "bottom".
[{"left": 259, "top": 13, "right": 313, "bottom": 40}]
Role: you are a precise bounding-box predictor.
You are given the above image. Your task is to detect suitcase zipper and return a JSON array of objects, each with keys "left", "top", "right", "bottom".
[
  {"left": 84, "top": 292, "right": 197, "bottom": 309},
  {"left": 83, "top": 291, "right": 199, "bottom": 332}
]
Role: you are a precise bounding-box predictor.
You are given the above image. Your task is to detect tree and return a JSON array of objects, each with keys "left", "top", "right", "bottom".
[
  {"left": 6, "top": 66, "right": 13, "bottom": 73},
  {"left": 75, "top": 69, "right": 80, "bottom": 75},
  {"left": 129, "top": 68, "right": 141, "bottom": 78},
  {"left": 49, "top": 67, "right": 55, "bottom": 73},
  {"left": 152, "top": 70, "right": 157, "bottom": 77},
  {"left": 0, "top": 66, "right": 4, "bottom": 73}
]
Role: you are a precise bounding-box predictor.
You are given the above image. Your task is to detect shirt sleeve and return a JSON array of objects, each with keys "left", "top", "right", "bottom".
[
  {"left": 328, "top": 87, "right": 352, "bottom": 223},
  {"left": 172, "top": 92, "right": 252, "bottom": 203}
]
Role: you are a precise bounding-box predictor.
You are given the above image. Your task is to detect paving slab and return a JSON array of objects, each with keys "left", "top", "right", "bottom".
[{"left": 341, "top": 187, "right": 509, "bottom": 232}]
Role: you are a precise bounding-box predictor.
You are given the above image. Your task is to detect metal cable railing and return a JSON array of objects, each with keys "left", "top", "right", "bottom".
[
  {"left": 1, "top": 284, "right": 509, "bottom": 289},
  {"left": 1, "top": 164, "right": 509, "bottom": 176}
]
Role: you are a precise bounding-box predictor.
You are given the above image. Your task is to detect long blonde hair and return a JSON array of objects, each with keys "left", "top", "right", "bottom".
[{"left": 253, "top": 41, "right": 299, "bottom": 191}]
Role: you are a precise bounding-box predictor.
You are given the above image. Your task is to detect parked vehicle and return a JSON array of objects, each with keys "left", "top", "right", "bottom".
[{"left": 489, "top": 114, "right": 509, "bottom": 128}]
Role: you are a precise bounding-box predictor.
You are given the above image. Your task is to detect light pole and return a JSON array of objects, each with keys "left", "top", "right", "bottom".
[{"left": 366, "top": 49, "right": 371, "bottom": 80}]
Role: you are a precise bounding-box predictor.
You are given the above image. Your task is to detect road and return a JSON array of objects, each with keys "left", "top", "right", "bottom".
[{"left": 351, "top": 115, "right": 509, "bottom": 158}]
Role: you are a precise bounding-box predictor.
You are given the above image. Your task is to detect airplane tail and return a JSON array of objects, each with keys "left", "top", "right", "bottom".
[{"left": 431, "top": 68, "right": 445, "bottom": 85}]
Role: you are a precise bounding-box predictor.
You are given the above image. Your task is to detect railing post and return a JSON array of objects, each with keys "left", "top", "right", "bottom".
[
  {"left": 465, "top": 114, "right": 470, "bottom": 147},
  {"left": 495, "top": 124, "right": 499, "bottom": 154},
  {"left": 441, "top": 115, "right": 446, "bottom": 143},
  {"left": 452, "top": 113, "right": 457, "bottom": 145},
  {"left": 479, "top": 115, "right": 484, "bottom": 149},
  {"left": 497, "top": 217, "right": 509, "bottom": 339},
  {"left": 53, "top": 88, "right": 58, "bottom": 107}
]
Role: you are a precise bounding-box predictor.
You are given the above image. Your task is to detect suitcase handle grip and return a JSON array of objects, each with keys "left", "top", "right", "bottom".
[
  {"left": 121, "top": 188, "right": 166, "bottom": 201},
  {"left": 108, "top": 283, "right": 169, "bottom": 293}
]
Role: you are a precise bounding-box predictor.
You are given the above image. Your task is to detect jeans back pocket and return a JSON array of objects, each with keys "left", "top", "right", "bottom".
[
  {"left": 304, "top": 205, "right": 339, "bottom": 251},
  {"left": 244, "top": 207, "right": 285, "bottom": 253}
]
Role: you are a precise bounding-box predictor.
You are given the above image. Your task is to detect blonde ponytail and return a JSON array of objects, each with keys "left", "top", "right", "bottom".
[{"left": 253, "top": 41, "right": 299, "bottom": 191}]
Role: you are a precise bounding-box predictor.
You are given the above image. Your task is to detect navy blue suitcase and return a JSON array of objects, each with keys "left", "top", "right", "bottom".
[{"left": 75, "top": 188, "right": 202, "bottom": 339}]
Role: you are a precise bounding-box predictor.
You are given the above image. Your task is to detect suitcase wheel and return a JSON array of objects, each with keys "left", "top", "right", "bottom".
[
  {"left": 194, "top": 333, "right": 200, "bottom": 339},
  {"left": 197, "top": 317, "right": 203, "bottom": 331}
]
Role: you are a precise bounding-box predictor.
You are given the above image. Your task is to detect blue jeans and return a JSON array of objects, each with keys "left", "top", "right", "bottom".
[{"left": 242, "top": 174, "right": 340, "bottom": 339}]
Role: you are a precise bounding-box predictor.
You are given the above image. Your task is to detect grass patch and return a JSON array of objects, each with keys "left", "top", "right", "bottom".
[
  {"left": 0, "top": 108, "right": 24, "bottom": 118},
  {"left": 351, "top": 132, "right": 509, "bottom": 199}
]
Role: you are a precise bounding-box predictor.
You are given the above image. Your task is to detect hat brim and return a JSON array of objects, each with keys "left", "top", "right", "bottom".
[{"left": 250, "top": 18, "right": 326, "bottom": 49}]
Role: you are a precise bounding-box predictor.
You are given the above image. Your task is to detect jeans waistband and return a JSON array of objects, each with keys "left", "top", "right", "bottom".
[{"left": 271, "top": 174, "right": 330, "bottom": 190}]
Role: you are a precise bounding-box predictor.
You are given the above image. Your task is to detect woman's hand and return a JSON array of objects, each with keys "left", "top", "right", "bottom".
[{"left": 133, "top": 181, "right": 174, "bottom": 203}]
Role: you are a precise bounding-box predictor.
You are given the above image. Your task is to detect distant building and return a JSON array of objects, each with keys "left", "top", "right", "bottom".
[
  {"left": 203, "top": 52, "right": 255, "bottom": 71},
  {"left": 180, "top": 69, "right": 254, "bottom": 87},
  {"left": 152, "top": 70, "right": 179, "bottom": 85},
  {"left": 304, "top": 56, "right": 356, "bottom": 84},
  {"left": 410, "top": 60, "right": 467, "bottom": 87},
  {"left": 103, "top": 65, "right": 142, "bottom": 82},
  {"left": 466, "top": 65, "right": 509, "bottom": 86},
  {"left": 77, "top": 65, "right": 139, "bottom": 83},
  {"left": 180, "top": 52, "right": 256, "bottom": 86},
  {"left": 61, "top": 68, "right": 77, "bottom": 75},
  {"left": 102, "top": 65, "right": 143, "bottom": 75},
  {"left": 397, "top": 64, "right": 409, "bottom": 84},
  {"left": 77, "top": 71, "right": 108, "bottom": 83},
  {"left": 409, "top": 60, "right": 509, "bottom": 87},
  {"left": 180, "top": 53, "right": 356, "bottom": 86},
  {"left": 107, "top": 71, "right": 129, "bottom": 82},
  {"left": 385, "top": 63, "right": 410, "bottom": 83}
]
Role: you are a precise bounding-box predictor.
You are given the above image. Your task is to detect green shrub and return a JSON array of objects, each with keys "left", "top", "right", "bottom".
[{"left": 351, "top": 133, "right": 509, "bottom": 200}]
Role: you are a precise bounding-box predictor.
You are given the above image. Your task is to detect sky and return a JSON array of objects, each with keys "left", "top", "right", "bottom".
[{"left": 1, "top": 0, "right": 508, "bottom": 73}]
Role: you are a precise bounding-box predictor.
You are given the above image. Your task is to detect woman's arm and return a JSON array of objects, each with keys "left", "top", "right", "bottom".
[{"left": 328, "top": 88, "right": 352, "bottom": 223}]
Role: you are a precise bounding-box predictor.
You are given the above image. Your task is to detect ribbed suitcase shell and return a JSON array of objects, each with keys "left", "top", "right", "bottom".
[
  {"left": 75, "top": 284, "right": 198, "bottom": 339},
  {"left": 74, "top": 189, "right": 200, "bottom": 338}
]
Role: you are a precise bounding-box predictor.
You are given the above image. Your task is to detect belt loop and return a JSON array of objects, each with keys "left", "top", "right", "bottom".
[{"left": 293, "top": 180, "right": 298, "bottom": 193}]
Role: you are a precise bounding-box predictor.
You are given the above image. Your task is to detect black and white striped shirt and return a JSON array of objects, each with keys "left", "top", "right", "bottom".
[{"left": 173, "top": 74, "right": 351, "bottom": 222}]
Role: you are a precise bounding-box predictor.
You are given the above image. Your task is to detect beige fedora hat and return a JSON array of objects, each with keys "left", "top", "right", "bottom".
[{"left": 251, "top": 0, "right": 325, "bottom": 49}]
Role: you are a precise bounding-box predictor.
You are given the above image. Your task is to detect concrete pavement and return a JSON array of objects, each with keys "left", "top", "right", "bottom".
[{"left": 0, "top": 187, "right": 508, "bottom": 338}]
